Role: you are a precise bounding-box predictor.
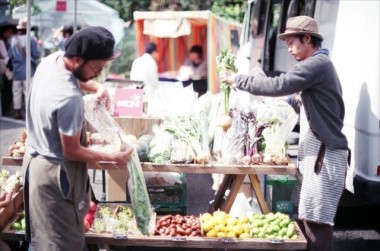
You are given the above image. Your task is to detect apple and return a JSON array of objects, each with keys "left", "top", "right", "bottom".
[
  {"left": 84, "top": 213, "right": 94, "bottom": 226},
  {"left": 89, "top": 201, "right": 97, "bottom": 214}
]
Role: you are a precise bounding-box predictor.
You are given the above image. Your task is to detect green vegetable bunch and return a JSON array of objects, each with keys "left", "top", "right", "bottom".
[{"left": 216, "top": 49, "right": 238, "bottom": 116}]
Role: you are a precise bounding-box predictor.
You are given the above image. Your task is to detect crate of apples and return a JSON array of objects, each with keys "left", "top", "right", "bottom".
[{"left": 155, "top": 214, "right": 201, "bottom": 237}]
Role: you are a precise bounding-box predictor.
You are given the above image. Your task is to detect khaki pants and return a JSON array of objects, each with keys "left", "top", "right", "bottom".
[
  {"left": 12, "top": 79, "right": 29, "bottom": 110},
  {"left": 23, "top": 154, "right": 90, "bottom": 251}
]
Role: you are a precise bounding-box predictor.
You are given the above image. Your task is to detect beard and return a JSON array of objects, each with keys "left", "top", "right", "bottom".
[{"left": 72, "top": 62, "right": 96, "bottom": 82}]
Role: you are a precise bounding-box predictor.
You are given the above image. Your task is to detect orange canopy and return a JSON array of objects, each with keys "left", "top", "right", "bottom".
[{"left": 133, "top": 10, "right": 242, "bottom": 93}]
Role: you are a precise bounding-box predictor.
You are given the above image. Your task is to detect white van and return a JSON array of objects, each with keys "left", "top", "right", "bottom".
[{"left": 238, "top": 0, "right": 380, "bottom": 205}]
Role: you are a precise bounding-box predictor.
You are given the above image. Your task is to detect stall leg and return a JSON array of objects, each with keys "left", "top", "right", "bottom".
[
  {"left": 249, "top": 174, "right": 269, "bottom": 214},
  {"left": 220, "top": 174, "right": 245, "bottom": 213},
  {"left": 208, "top": 174, "right": 234, "bottom": 213},
  {"left": 101, "top": 170, "right": 106, "bottom": 201}
]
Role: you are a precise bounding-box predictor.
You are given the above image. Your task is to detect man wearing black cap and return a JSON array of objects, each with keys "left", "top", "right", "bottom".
[{"left": 23, "top": 26, "right": 133, "bottom": 250}]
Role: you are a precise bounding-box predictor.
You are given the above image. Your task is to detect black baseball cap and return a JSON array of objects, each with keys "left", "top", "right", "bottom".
[{"left": 64, "top": 26, "right": 121, "bottom": 60}]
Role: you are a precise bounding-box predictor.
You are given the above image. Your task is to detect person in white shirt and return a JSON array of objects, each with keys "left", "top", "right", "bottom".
[{"left": 130, "top": 42, "right": 159, "bottom": 88}]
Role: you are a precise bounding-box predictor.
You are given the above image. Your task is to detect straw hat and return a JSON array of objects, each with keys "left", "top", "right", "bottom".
[
  {"left": 16, "top": 19, "right": 27, "bottom": 30},
  {"left": 277, "top": 16, "right": 323, "bottom": 41}
]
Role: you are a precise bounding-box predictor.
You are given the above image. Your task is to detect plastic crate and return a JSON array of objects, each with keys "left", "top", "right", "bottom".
[
  {"left": 148, "top": 182, "right": 187, "bottom": 215},
  {"left": 265, "top": 175, "right": 298, "bottom": 215},
  {"left": 126, "top": 182, "right": 187, "bottom": 215}
]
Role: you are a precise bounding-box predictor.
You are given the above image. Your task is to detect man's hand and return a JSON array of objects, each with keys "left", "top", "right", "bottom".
[
  {"left": 218, "top": 69, "right": 236, "bottom": 85},
  {"left": 0, "top": 189, "right": 14, "bottom": 208},
  {"left": 94, "top": 85, "right": 111, "bottom": 110},
  {"left": 112, "top": 147, "right": 134, "bottom": 169}
]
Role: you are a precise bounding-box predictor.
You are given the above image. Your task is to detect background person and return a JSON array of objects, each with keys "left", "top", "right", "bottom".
[
  {"left": 178, "top": 45, "right": 207, "bottom": 81},
  {"left": 219, "top": 16, "right": 349, "bottom": 251},
  {"left": 8, "top": 19, "right": 40, "bottom": 119},
  {"left": 130, "top": 42, "right": 159, "bottom": 92},
  {"left": 0, "top": 25, "right": 14, "bottom": 116},
  {"left": 23, "top": 26, "right": 133, "bottom": 250}
]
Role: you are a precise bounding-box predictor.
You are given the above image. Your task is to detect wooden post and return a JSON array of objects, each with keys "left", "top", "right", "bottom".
[{"left": 249, "top": 174, "right": 269, "bottom": 214}]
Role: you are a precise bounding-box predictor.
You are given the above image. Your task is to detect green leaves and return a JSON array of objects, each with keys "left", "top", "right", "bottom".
[{"left": 216, "top": 49, "right": 238, "bottom": 73}]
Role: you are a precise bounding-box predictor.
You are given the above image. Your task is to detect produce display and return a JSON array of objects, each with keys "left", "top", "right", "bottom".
[
  {"left": 10, "top": 210, "right": 25, "bottom": 231},
  {"left": 89, "top": 204, "right": 142, "bottom": 235},
  {"left": 7, "top": 129, "right": 27, "bottom": 158},
  {"left": 249, "top": 212, "right": 298, "bottom": 240},
  {"left": 83, "top": 201, "right": 98, "bottom": 232},
  {"left": 200, "top": 211, "right": 251, "bottom": 238},
  {"left": 84, "top": 95, "right": 154, "bottom": 236},
  {"left": 155, "top": 214, "right": 201, "bottom": 237},
  {"left": 200, "top": 211, "right": 298, "bottom": 240},
  {"left": 0, "top": 170, "right": 23, "bottom": 193}
]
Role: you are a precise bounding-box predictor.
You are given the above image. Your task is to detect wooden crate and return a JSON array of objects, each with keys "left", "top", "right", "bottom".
[
  {"left": 0, "top": 188, "right": 23, "bottom": 231},
  {"left": 1, "top": 212, "right": 307, "bottom": 250}
]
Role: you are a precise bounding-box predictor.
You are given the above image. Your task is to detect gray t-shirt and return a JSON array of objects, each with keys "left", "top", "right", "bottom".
[{"left": 26, "top": 51, "right": 84, "bottom": 160}]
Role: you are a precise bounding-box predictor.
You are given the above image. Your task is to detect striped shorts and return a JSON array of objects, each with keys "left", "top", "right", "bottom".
[{"left": 292, "top": 130, "right": 347, "bottom": 225}]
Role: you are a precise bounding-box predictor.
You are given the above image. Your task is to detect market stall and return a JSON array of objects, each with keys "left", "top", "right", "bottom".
[
  {"left": 134, "top": 10, "right": 241, "bottom": 93},
  {"left": 1, "top": 49, "right": 304, "bottom": 249}
]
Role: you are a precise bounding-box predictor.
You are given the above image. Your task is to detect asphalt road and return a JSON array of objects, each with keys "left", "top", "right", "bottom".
[{"left": 1, "top": 117, "right": 380, "bottom": 251}]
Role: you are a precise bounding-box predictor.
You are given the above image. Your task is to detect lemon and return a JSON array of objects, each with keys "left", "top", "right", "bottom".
[
  {"left": 239, "top": 232, "right": 250, "bottom": 238},
  {"left": 217, "top": 232, "right": 227, "bottom": 238},
  {"left": 206, "top": 229, "right": 217, "bottom": 237},
  {"left": 201, "top": 213, "right": 213, "bottom": 222},
  {"left": 226, "top": 231, "right": 236, "bottom": 238}
]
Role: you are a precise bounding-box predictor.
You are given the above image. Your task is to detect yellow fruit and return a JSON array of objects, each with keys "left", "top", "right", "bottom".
[
  {"left": 226, "top": 217, "right": 238, "bottom": 226},
  {"left": 226, "top": 231, "right": 236, "bottom": 238},
  {"left": 214, "top": 224, "right": 226, "bottom": 233},
  {"left": 213, "top": 211, "right": 228, "bottom": 218},
  {"left": 242, "top": 223, "right": 250, "bottom": 234},
  {"left": 203, "top": 221, "right": 214, "bottom": 233},
  {"left": 214, "top": 216, "right": 227, "bottom": 226},
  {"left": 239, "top": 232, "right": 250, "bottom": 238},
  {"left": 201, "top": 213, "right": 212, "bottom": 222},
  {"left": 233, "top": 225, "right": 243, "bottom": 236},
  {"left": 226, "top": 224, "right": 235, "bottom": 233},
  {"left": 238, "top": 215, "right": 249, "bottom": 225},
  {"left": 217, "top": 232, "right": 227, "bottom": 238},
  {"left": 206, "top": 229, "right": 217, "bottom": 237}
]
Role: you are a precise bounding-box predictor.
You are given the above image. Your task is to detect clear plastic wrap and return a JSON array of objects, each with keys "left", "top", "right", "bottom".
[{"left": 83, "top": 95, "right": 154, "bottom": 235}]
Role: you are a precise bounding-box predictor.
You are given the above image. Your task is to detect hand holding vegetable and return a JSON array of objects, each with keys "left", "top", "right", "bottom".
[
  {"left": 112, "top": 147, "right": 134, "bottom": 168},
  {"left": 216, "top": 49, "right": 238, "bottom": 130},
  {"left": 218, "top": 69, "right": 236, "bottom": 86}
]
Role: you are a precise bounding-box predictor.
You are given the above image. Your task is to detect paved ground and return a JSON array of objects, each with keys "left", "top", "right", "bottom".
[{"left": 1, "top": 117, "right": 380, "bottom": 251}]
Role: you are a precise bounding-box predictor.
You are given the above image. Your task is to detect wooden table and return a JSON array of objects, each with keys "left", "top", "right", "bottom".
[
  {"left": 2, "top": 157, "right": 296, "bottom": 215},
  {"left": 1, "top": 218, "right": 307, "bottom": 250}
]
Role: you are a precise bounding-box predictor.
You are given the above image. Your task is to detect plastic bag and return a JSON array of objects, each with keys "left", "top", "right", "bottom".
[
  {"left": 83, "top": 95, "right": 154, "bottom": 235},
  {"left": 257, "top": 102, "right": 298, "bottom": 164},
  {"left": 147, "top": 82, "right": 198, "bottom": 119}
]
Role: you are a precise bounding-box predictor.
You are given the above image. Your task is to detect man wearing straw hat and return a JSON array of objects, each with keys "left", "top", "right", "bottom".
[
  {"left": 8, "top": 18, "right": 40, "bottom": 119},
  {"left": 220, "top": 16, "right": 349, "bottom": 251}
]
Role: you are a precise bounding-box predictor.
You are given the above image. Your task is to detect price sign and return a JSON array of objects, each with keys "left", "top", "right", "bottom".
[
  {"left": 113, "top": 88, "right": 144, "bottom": 117},
  {"left": 56, "top": 0, "right": 67, "bottom": 12}
]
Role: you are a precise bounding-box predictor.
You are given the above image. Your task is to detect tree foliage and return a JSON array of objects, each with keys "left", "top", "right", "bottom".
[{"left": 211, "top": 0, "right": 247, "bottom": 23}]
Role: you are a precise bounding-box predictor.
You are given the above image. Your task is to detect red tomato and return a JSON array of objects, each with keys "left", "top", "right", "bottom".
[
  {"left": 83, "top": 219, "right": 91, "bottom": 232},
  {"left": 89, "top": 201, "right": 97, "bottom": 214},
  {"left": 84, "top": 213, "right": 94, "bottom": 226}
]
